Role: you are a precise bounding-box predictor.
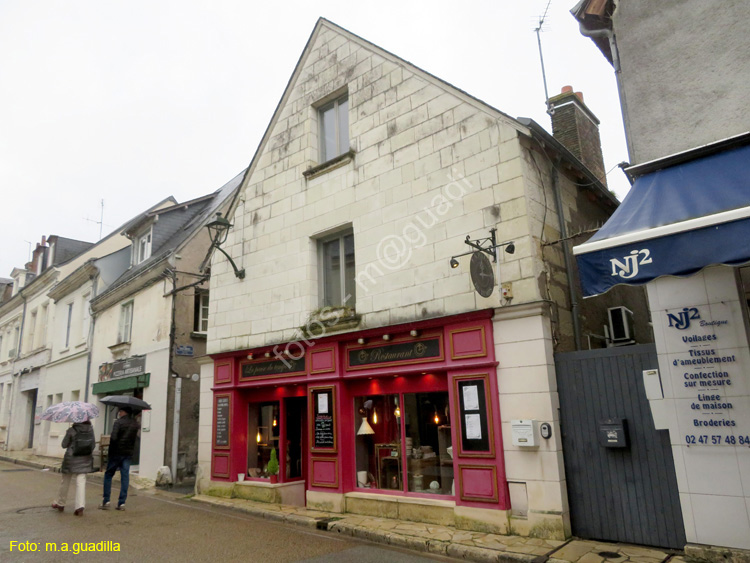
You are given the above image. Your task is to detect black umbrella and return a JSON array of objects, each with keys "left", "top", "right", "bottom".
[{"left": 100, "top": 395, "right": 152, "bottom": 411}]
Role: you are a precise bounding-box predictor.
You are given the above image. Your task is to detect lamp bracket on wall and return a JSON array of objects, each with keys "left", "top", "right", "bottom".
[{"left": 449, "top": 228, "right": 515, "bottom": 269}]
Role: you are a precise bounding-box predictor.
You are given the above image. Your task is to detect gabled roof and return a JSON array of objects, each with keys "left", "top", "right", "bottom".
[
  {"left": 93, "top": 169, "right": 245, "bottom": 304},
  {"left": 225, "top": 18, "right": 613, "bottom": 221},
  {"left": 48, "top": 236, "right": 95, "bottom": 266}
]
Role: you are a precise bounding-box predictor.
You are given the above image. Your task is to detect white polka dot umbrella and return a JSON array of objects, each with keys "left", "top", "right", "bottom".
[{"left": 40, "top": 401, "right": 100, "bottom": 423}]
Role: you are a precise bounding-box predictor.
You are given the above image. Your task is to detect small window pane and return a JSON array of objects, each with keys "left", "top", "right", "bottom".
[
  {"left": 338, "top": 97, "right": 349, "bottom": 155},
  {"left": 247, "top": 402, "right": 279, "bottom": 479},
  {"left": 321, "top": 105, "right": 337, "bottom": 161},
  {"left": 404, "top": 392, "right": 453, "bottom": 495},
  {"left": 354, "top": 395, "right": 401, "bottom": 490},
  {"left": 343, "top": 233, "right": 356, "bottom": 306},
  {"left": 323, "top": 239, "right": 342, "bottom": 307}
]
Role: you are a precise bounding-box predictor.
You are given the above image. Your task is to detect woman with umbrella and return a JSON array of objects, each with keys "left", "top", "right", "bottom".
[{"left": 42, "top": 401, "right": 98, "bottom": 516}]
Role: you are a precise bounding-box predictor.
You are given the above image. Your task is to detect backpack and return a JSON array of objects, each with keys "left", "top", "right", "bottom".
[{"left": 72, "top": 428, "right": 95, "bottom": 456}]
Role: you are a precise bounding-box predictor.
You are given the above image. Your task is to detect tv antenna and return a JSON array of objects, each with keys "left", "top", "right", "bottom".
[
  {"left": 534, "top": 0, "right": 554, "bottom": 115},
  {"left": 84, "top": 199, "right": 105, "bottom": 240}
]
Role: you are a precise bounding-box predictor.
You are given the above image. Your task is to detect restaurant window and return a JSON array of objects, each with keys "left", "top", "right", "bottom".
[
  {"left": 354, "top": 391, "right": 453, "bottom": 496},
  {"left": 354, "top": 394, "right": 401, "bottom": 490},
  {"left": 403, "top": 392, "right": 453, "bottom": 495},
  {"left": 247, "top": 402, "right": 279, "bottom": 479},
  {"left": 319, "top": 231, "right": 356, "bottom": 308},
  {"left": 319, "top": 94, "right": 349, "bottom": 162}
]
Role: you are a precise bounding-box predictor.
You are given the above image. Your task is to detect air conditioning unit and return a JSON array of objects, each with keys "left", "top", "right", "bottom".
[{"left": 608, "top": 306, "right": 635, "bottom": 345}]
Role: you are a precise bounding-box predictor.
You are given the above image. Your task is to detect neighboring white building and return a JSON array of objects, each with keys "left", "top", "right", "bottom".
[
  {"left": 88, "top": 176, "right": 240, "bottom": 481},
  {"left": 198, "top": 19, "right": 644, "bottom": 538},
  {"left": 573, "top": 0, "right": 750, "bottom": 554}
]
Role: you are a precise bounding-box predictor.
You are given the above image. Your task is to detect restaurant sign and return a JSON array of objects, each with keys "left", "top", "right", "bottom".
[
  {"left": 348, "top": 338, "right": 442, "bottom": 368},
  {"left": 99, "top": 356, "right": 147, "bottom": 382},
  {"left": 241, "top": 357, "right": 306, "bottom": 379}
]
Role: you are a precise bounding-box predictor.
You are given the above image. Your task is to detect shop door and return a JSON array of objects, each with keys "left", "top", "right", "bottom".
[
  {"left": 284, "top": 397, "right": 307, "bottom": 485},
  {"left": 555, "top": 344, "right": 685, "bottom": 549}
]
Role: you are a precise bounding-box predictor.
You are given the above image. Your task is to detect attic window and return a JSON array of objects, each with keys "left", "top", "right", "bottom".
[
  {"left": 135, "top": 229, "right": 152, "bottom": 264},
  {"left": 319, "top": 94, "right": 349, "bottom": 162}
]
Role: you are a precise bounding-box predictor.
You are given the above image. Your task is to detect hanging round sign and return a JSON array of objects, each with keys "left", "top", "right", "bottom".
[{"left": 470, "top": 252, "right": 495, "bottom": 298}]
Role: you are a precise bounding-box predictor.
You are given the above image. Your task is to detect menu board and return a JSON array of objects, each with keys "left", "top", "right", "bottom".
[
  {"left": 214, "top": 395, "right": 230, "bottom": 448},
  {"left": 456, "top": 377, "right": 492, "bottom": 454},
  {"left": 311, "top": 388, "right": 336, "bottom": 451}
]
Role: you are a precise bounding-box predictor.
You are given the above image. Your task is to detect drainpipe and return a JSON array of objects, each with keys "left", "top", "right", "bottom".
[
  {"left": 577, "top": 19, "right": 635, "bottom": 161},
  {"left": 171, "top": 376, "right": 181, "bottom": 484},
  {"left": 83, "top": 275, "right": 99, "bottom": 403},
  {"left": 551, "top": 158, "right": 583, "bottom": 351},
  {"left": 167, "top": 269, "right": 179, "bottom": 483},
  {"left": 5, "top": 293, "right": 28, "bottom": 450}
]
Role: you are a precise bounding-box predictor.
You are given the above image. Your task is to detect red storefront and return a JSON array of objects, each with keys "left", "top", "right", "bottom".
[{"left": 209, "top": 310, "right": 509, "bottom": 512}]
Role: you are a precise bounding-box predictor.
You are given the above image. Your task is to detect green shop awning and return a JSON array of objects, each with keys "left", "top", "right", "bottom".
[{"left": 92, "top": 373, "right": 150, "bottom": 395}]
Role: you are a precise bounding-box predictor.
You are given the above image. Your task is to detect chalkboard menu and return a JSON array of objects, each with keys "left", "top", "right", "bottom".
[
  {"left": 455, "top": 376, "right": 493, "bottom": 456},
  {"left": 311, "top": 387, "right": 336, "bottom": 451},
  {"left": 214, "top": 395, "right": 230, "bottom": 448}
]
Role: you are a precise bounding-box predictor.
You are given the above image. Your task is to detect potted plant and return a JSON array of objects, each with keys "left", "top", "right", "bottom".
[{"left": 267, "top": 448, "right": 279, "bottom": 484}]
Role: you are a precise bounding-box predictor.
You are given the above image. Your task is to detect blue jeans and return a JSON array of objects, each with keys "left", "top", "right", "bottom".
[{"left": 103, "top": 454, "right": 131, "bottom": 506}]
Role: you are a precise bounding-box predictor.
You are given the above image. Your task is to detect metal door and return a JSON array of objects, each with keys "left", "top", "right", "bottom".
[{"left": 555, "top": 344, "right": 686, "bottom": 549}]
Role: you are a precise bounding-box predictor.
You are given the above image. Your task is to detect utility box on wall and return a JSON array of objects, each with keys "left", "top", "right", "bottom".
[{"left": 511, "top": 420, "right": 538, "bottom": 447}]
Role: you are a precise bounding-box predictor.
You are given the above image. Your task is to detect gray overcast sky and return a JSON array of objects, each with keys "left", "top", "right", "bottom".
[{"left": 0, "top": 0, "right": 628, "bottom": 278}]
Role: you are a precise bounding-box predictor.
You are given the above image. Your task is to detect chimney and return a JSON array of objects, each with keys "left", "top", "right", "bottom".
[{"left": 548, "top": 85, "right": 607, "bottom": 186}]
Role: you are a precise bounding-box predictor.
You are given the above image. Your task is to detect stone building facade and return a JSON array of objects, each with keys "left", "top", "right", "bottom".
[{"left": 199, "top": 18, "right": 646, "bottom": 538}]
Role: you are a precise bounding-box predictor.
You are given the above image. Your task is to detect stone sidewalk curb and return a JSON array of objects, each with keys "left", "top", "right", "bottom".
[
  {"left": 0, "top": 453, "right": 154, "bottom": 491},
  {"left": 0, "top": 453, "right": 62, "bottom": 472},
  {"left": 192, "top": 494, "right": 567, "bottom": 563}
]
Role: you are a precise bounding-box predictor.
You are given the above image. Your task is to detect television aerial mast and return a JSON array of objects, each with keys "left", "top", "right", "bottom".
[
  {"left": 84, "top": 199, "right": 105, "bottom": 240},
  {"left": 534, "top": 0, "right": 554, "bottom": 115}
]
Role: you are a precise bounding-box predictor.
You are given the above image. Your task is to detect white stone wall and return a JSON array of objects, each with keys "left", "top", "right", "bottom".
[
  {"left": 494, "top": 303, "right": 569, "bottom": 538},
  {"left": 207, "top": 23, "right": 551, "bottom": 355},
  {"left": 647, "top": 266, "right": 750, "bottom": 550}
]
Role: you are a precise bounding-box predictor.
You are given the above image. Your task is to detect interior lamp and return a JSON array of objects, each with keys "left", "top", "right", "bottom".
[
  {"left": 357, "top": 418, "right": 375, "bottom": 436},
  {"left": 256, "top": 430, "right": 261, "bottom": 443},
  {"left": 372, "top": 408, "right": 378, "bottom": 424}
]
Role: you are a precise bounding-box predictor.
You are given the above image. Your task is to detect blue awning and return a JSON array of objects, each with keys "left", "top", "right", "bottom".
[{"left": 574, "top": 143, "right": 750, "bottom": 297}]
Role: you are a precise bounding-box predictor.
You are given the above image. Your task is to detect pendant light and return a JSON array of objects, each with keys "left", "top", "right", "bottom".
[{"left": 357, "top": 417, "right": 375, "bottom": 435}]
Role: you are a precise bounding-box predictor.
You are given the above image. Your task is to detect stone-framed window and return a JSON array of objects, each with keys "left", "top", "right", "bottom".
[
  {"left": 118, "top": 301, "right": 134, "bottom": 344},
  {"left": 318, "top": 94, "right": 349, "bottom": 162},
  {"left": 318, "top": 230, "right": 356, "bottom": 308}
]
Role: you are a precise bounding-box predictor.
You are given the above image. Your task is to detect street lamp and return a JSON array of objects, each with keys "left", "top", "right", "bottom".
[
  {"left": 448, "top": 228, "right": 514, "bottom": 268},
  {"left": 205, "top": 213, "right": 245, "bottom": 279}
]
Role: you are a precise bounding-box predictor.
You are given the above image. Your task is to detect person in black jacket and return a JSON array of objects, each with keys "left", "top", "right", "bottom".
[
  {"left": 51, "top": 421, "right": 95, "bottom": 516},
  {"left": 99, "top": 408, "right": 140, "bottom": 510}
]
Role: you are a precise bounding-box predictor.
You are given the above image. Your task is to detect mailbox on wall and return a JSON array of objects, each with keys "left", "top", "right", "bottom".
[
  {"left": 598, "top": 418, "right": 628, "bottom": 448},
  {"left": 511, "top": 420, "right": 538, "bottom": 447}
]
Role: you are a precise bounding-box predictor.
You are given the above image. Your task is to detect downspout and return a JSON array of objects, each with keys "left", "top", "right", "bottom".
[
  {"left": 551, "top": 158, "right": 583, "bottom": 351},
  {"left": 83, "top": 275, "right": 99, "bottom": 402},
  {"left": 167, "top": 269, "right": 179, "bottom": 482},
  {"left": 5, "top": 293, "right": 28, "bottom": 450},
  {"left": 577, "top": 17, "right": 635, "bottom": 160}
]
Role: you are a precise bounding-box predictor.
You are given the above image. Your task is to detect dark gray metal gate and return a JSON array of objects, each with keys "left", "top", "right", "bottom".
[{"left": 555, "top": 344, "right": 686, "bottom": 549}]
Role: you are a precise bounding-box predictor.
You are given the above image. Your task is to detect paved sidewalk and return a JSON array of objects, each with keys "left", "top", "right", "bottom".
[
  {"left": 193, "top": 495, "right": 687, "bottom": 563},
  {"left": 0, "top": 450, "right": 691, "bottom": 563},
  {"left": 0, "top": 449, "right": 155, "bottom": 489}
]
